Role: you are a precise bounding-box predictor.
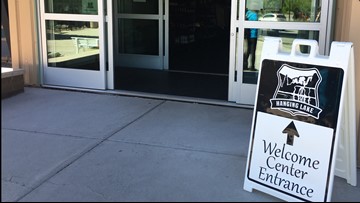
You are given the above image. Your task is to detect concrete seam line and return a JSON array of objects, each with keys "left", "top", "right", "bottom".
[{"left": 14, "top": 100, "right": 166, "bottom": 202}]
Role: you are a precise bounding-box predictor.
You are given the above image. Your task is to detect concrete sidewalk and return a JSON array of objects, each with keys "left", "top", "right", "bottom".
[{"left": 2, "top": 87, "right": 359, "bottom": 202}]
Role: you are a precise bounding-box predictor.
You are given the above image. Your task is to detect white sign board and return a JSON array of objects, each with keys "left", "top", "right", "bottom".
[{"left": 244, "top": 38, "right": 356, "bottom": 202}]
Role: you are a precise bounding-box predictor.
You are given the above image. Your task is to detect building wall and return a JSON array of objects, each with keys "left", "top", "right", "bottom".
[
  {"left": 349, "top": 0, "right": 360, "bottom": 169},
  {"left": 8, "top": 0, "right": 39, "bottom": 86},
  {"left": 334, "top": 0, "right": 360, "bottom": 167}
]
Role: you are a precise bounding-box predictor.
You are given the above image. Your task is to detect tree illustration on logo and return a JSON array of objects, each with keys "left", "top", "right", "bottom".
[{"left": 292, "top": 76, "right": 313, "bottom": 103}]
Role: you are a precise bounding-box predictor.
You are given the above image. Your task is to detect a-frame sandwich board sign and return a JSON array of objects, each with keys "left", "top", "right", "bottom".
[{"left": 243, "top": 37, "right": 357, "bottom": 202}]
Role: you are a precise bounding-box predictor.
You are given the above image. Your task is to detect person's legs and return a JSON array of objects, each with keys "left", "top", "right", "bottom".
[
  {"left": 243, "top": 38, "right": 251, "bottom": 70},
  {"left": 249, "top": 38, "right": 258, "bottom": 70}
]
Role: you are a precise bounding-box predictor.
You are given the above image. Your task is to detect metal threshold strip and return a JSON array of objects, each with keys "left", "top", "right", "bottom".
[{"left": 41, "top": 85, "right": 254, "bottom": 109}]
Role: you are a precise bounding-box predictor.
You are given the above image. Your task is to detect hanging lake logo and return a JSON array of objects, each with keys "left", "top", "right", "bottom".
[{"left": 270, "top": 64, "right": 323, "bottom": 119}]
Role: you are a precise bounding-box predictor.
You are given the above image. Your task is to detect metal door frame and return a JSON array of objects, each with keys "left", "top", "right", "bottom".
[
  {"left": 39, "top": 0, "right": 108, "bottom": 89},
  {"left": 228, "top": 0, "right": 333, "bottom": 105},
  {"left": 113, "top": 0, "right": 168, "bottom": 70}
]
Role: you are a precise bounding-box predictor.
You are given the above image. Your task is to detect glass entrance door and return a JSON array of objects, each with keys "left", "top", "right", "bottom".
[
  {"left": 40, "top": 0, "right": 107, "bottom": 89},
  {"left": 114, "top": 0, "right": 166, "bottom": 70},
  {"left": 114, "top": 0, "right": 230, "bottom": 101},
  {"left": 228, "top": 0, "right": 331, "bottom": 105}
]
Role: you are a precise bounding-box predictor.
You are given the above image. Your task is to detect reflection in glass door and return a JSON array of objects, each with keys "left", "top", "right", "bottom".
[
  {"left": 114, "top": 0, "right": 166, "bottom": 70},
  {"left": 229, "top": 0, "right": 331, "bottom": 105},
  {"left": 40, "top": 0, "right": 107, "bottom": 89}
]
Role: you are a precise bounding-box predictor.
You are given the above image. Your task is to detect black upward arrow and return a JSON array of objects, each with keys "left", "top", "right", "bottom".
[{"left": 282, "top": 121, "right": 300, "bottom": 146}]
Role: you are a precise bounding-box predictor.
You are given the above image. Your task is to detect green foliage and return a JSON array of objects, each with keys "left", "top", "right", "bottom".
[
  {"left": 262, "top": 0, "right": 312, "bottom": 19},
  {"left": 281, "top": 0, "right": 312, "bottom": 17}
]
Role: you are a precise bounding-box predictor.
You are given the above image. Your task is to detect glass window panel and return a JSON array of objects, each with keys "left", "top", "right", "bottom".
[
  {"left": 117, "top": 0, "right": 159, "bottom": 14},
  {"left": 245, "top": 0, "right": 322, "bottom": 22},
  {"left": 44, "top": 0, "right": 98, "bottom": 15},
  {"left": 243, "top": 29, "right": 319, "bottom": 84},
  {"left": 118, "top": 19, "right": 159, "bottom": 55},
  {"left": 46, "top": 20, "right": 100, "bottom": 70}
]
